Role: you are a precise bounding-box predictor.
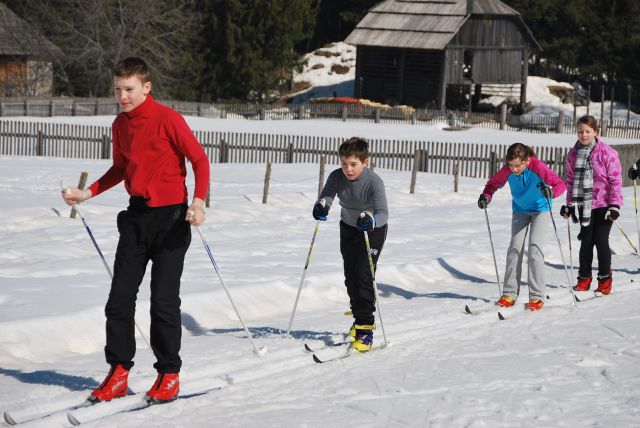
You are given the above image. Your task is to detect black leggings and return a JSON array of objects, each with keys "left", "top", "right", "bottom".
[
  {"left": 340, "top": 221, "right": 387, "bottom": 326},
  {"left": 578, "top": 207, "right": 612, "bottom": 278}
]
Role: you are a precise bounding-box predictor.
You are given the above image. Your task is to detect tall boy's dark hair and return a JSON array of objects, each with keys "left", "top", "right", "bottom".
[
  {"left": 577, "top": 115, "right": 599, "bottom": 132},
  {"left": 339, "top": 137, "right": 369, "bottom": 161},
  {"left": 505, "top": 142, "right": 535, "bottom": 162},
  {"left": 114, "top": 57, "right": 150, "bottom": 82}
]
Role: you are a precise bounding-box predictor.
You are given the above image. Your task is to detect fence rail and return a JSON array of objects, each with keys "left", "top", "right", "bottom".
[
  {"left": 2, "top": 97, "right": 640, "bottom": 139},
  {"left": 2, "top": 119, "right": 639, "bottom": 185}
]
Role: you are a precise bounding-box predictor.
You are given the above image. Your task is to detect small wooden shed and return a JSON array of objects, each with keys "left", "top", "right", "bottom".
[
  {"left": 0, "top": 2, "right": 61, "bottom": 97},
  {"left": 345, "top": 0, "right": 541, "bottom": 110}
]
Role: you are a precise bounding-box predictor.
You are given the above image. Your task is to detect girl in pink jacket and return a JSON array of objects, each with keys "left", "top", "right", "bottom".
[{"left": 561, "top": 115, "right": 623, "bottom": 295}]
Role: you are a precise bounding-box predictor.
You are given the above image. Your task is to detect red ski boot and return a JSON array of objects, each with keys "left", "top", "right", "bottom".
[
  {"left": 596, "top": 271, "right": 612, "bottom": 295},
  {"left": 526, "top": 299, "right": 544, "bottom": 311},
  {"left": 573, "top": 276, "right": 592, "bottom": 292},
  {"left": 146, "top": 373, "right": 179, "bottom": 403},
  {"left": 497, "top": 295, "right": 515, "bottom": 307},
  {"left": 89, "top": 365, "right": 129, "bottom": 402}
]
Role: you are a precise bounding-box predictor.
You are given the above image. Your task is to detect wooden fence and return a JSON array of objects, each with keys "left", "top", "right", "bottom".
[
  {"left": 2, "top": 97, "right": 640, "bottom": 139},
  {"left": 2, "top": 119, "right": 640, "bottom": 184}
]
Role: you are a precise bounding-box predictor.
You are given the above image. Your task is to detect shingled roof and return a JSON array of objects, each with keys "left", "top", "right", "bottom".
[
  {"left": 345, "top": 0, "right": 540, "bottom": 50},
  {"left": 0, "top": 2, "right": 61, "bottom": 59}
]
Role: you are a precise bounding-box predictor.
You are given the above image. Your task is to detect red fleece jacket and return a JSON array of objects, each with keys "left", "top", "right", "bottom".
[{"left": 88, "top": 95, "right": 210, "bottom": 207}]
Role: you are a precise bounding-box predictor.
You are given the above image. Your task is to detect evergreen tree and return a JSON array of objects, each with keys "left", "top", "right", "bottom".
[
  {"left": 309, "top": 0, "right": 379, "bottom": 49},
  {"left": 193, "top": 0, "right": 315, "bottom": 101}
]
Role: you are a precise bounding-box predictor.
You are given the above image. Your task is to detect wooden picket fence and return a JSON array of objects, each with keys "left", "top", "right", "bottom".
[
  {"left": 2, "top": 97, "right": 640, "bottom": 139},
  {"left": 2, "top": 119, "right": 639, "bottom": 184}
]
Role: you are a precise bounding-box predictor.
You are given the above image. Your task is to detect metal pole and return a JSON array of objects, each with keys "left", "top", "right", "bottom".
[
  {"left": 285, "top": 221, "right": 321, "bottom": 338},
  {"left": 363, "top": 230, "right": 389, "bottom": 348},
  {"left": 195, "top": 226, "right": 267, "bottom": 356},
  {"left": 68, "top": 199, "right": 154, "bottom": 354},
  {"left": 483, "top": 207, "right": 502, "bottom": 297}
]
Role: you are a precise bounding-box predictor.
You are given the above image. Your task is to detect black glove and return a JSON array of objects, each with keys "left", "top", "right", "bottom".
[
  {"left": 560, "top": 205, "right": 574, "bottom": 219},
  {"left": 539, "top": 185, "right": 553, "bottom": 200},
  {"left": 356, "top": 211, "right": 376, "bottom": 231},
  {"left": 560, "top": 205, "right": 579, "bottom": 223},
  {"left": 629, "top": 162, "right": 640, "bottom": 180},
  {"left": 477, "top": 194, "right": 490, "bottom": 209},
  {"left": 312, "top": 200, "right": 329, "bottom": 221},
  {"left": 605, "top": 205, "right": 620, "bottom": 221}
]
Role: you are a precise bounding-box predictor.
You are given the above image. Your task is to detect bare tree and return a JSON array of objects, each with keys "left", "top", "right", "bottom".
[{"left": 8, "top": 0, "right": 196, "bottom": 98}]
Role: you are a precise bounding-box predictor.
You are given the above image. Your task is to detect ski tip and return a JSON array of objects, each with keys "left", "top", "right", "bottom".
[
  {"left": 464, "top": 305, "right": 471, "bottom": 314},
  {"left": 67, "top": 412, "right": 82, "bottom": 426},
  {"left": 312, "top": 354, "right": 324, "bottom": 363},
  {"left": 304, "top": 343, "right": 313, "bottom": 352},
  {"left": 3, "top": 412, "right": 17, "bottom": 426},
  {"left": 498, "top": 312, "right": 506, "bottom": 320}
]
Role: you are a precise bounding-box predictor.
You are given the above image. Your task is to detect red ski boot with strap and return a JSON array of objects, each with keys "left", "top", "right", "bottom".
[
  {"left": 146, "top": 373, "right": 179, "bottom": 403},
  {"left": 89, "top": 365, "right": 129, "bottom": 402},
  {"left": 573, "top": 276, "right": 592, "bottom": 292},
  {"left": 596, "top": 270, "right": 612, "bottom": 295}
]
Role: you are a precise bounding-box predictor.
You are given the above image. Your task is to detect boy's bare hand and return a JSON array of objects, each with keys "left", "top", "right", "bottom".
[
  {"left": 61, "top": 186, "right": 91, "bottom": 206},
  {"left": 186, "top": 199, "right": 206, "bottom": 226}
]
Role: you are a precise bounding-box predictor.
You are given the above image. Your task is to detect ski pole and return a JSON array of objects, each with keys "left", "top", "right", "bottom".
[
  {"left": 363, "top": 228, "right": 389, "bottom": 348},
  {"left": 567, "top": 219, "right": 574, "bottom": 284},
  {"left": 614, "top": 221, "right": 639, "bottom": 254},
  {"left": 634, "top": 179, "right": 640, "bottom": 252},
  {"left": 62, "top": 186, "right": 154, "bottom": 353},
  {"left": 285, "top": 220, "right": 321, "bottom": 338},
  {"left": 537, "top": 183, "right": 576, "bottom": 306},
  {"left": 194, "top": 225, "right": 267, "bottom": 357},
  {"left": 483, "top": 207, "right": 502, "bottom": 297}
]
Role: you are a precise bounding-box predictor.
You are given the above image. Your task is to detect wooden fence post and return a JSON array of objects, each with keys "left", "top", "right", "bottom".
[
  {"left": 374, "top": 109, "right": 381, "bottom": 123},
  {"left": 370, "top": 161, "right": 375, "bottom": 173},
  {"left": 70, "top": 172, "right": 88, "bottom": 219},
  {"left": 24, "top": 99, "right": 29, "bottom": 116},
  {"left": 50, "top": 100, "right": 55, "bottom": 117},
  {"left": 601, "top": 120, "right": 608, "bottom": 138},
  {"left": 556, "top": 110, "right": 564, "bottom": 133},
  {"left": 72, "top": 100, "right": 78, "bottom": 116},
  {"left": 297, "top": 105, "right": 305, "bottom": 120},
  {"left": 262, "top": 162, "right": 272, "bottom": 204},
  {"left": 101, "top": 134, "right": 110, "bottom": 159},
  {"left": 0, "top": 102, "right": 4, "bottom": 117},
  {"left": 287, "top": 143, "right": 294, "bottom": 163},
  {"left": 411, "top": 111, "right": 417, "bottom": 125},
  {"left": 318, "top": 155, "right": 326, "bottom": 199},
  {"left": 454, "top": 162, "right": 459, "bottom": 192},
  {"left": 488, "top": 151, "right": 497, "bottom": 178},
  {"left": 410, "top": 149, "right": 421, "bottom": 194},
  {"left": 500, "top": 103, "right": 507, "bottom": 130},
  {"left": 259, "top": 108, "right": 266, "bottom": 120},
  {"left": 36, "top": 130, "right": 44, "bottom": 156},
  {"left": 341, "top": 105, "right": 348, "bottom": 122},
  {"left": 219, "top": 140, "right": 227, "bottom": 163}
]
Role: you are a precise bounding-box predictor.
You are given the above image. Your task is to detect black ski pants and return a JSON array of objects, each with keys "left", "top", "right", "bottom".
[
  {"left": 340, "top": 221, "right": 387, "bottom": 326},
  {"left": 105, "top": 197, "right": 191, "bottom": 374},
  {"left": 578, "top": 207, "right": 612, "bottom": 278}
]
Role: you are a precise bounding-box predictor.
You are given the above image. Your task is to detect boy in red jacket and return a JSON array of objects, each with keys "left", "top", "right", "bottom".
[{"left": 62, "top": 57, "right": 210, "bottom": 403}]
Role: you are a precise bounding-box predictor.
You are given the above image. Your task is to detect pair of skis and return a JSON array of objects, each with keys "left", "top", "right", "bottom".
[
  {"left": 4, "top": 377, "right": 230, "bottom": 426},
  {"left": 304, "top": 340, "right": 385, "bottom": 363}
]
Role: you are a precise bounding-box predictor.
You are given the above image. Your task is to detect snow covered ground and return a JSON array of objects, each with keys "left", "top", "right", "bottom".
[{"left": 1, "top": 137, "right": 640, "bottom": 426}]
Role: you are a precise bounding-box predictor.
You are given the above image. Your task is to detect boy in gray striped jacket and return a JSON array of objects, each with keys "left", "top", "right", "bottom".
[{"left": 312, "top": 137, "right": 388, "bottom": 352}]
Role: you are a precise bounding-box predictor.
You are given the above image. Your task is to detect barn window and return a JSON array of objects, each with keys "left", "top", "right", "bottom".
[{"left": 463, "top": 50, "right": 473, "bottom": 80}]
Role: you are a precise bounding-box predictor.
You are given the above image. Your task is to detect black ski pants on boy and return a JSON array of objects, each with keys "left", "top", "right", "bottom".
[
  {"left": 105, "top": 197, "right": 191, "bottom": 374},
  {"left": 578, "top": 207, "right": 612, "bottom": 278},
  {"left": 340, "top": 221, "right": 387, "bottom": 326}
]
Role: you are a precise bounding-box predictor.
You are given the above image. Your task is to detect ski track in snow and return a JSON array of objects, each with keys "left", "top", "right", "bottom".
[{"left": 1, "top": 156, "right": 640, "bottom": 427}]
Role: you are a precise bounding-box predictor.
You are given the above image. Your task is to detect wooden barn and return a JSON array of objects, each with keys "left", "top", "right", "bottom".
[
  {"left": 0, "top": 2, "right": 61, "bottom": 97},
  {"left": 345, "top": 0, "right": 541, "bottom": 110}
]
